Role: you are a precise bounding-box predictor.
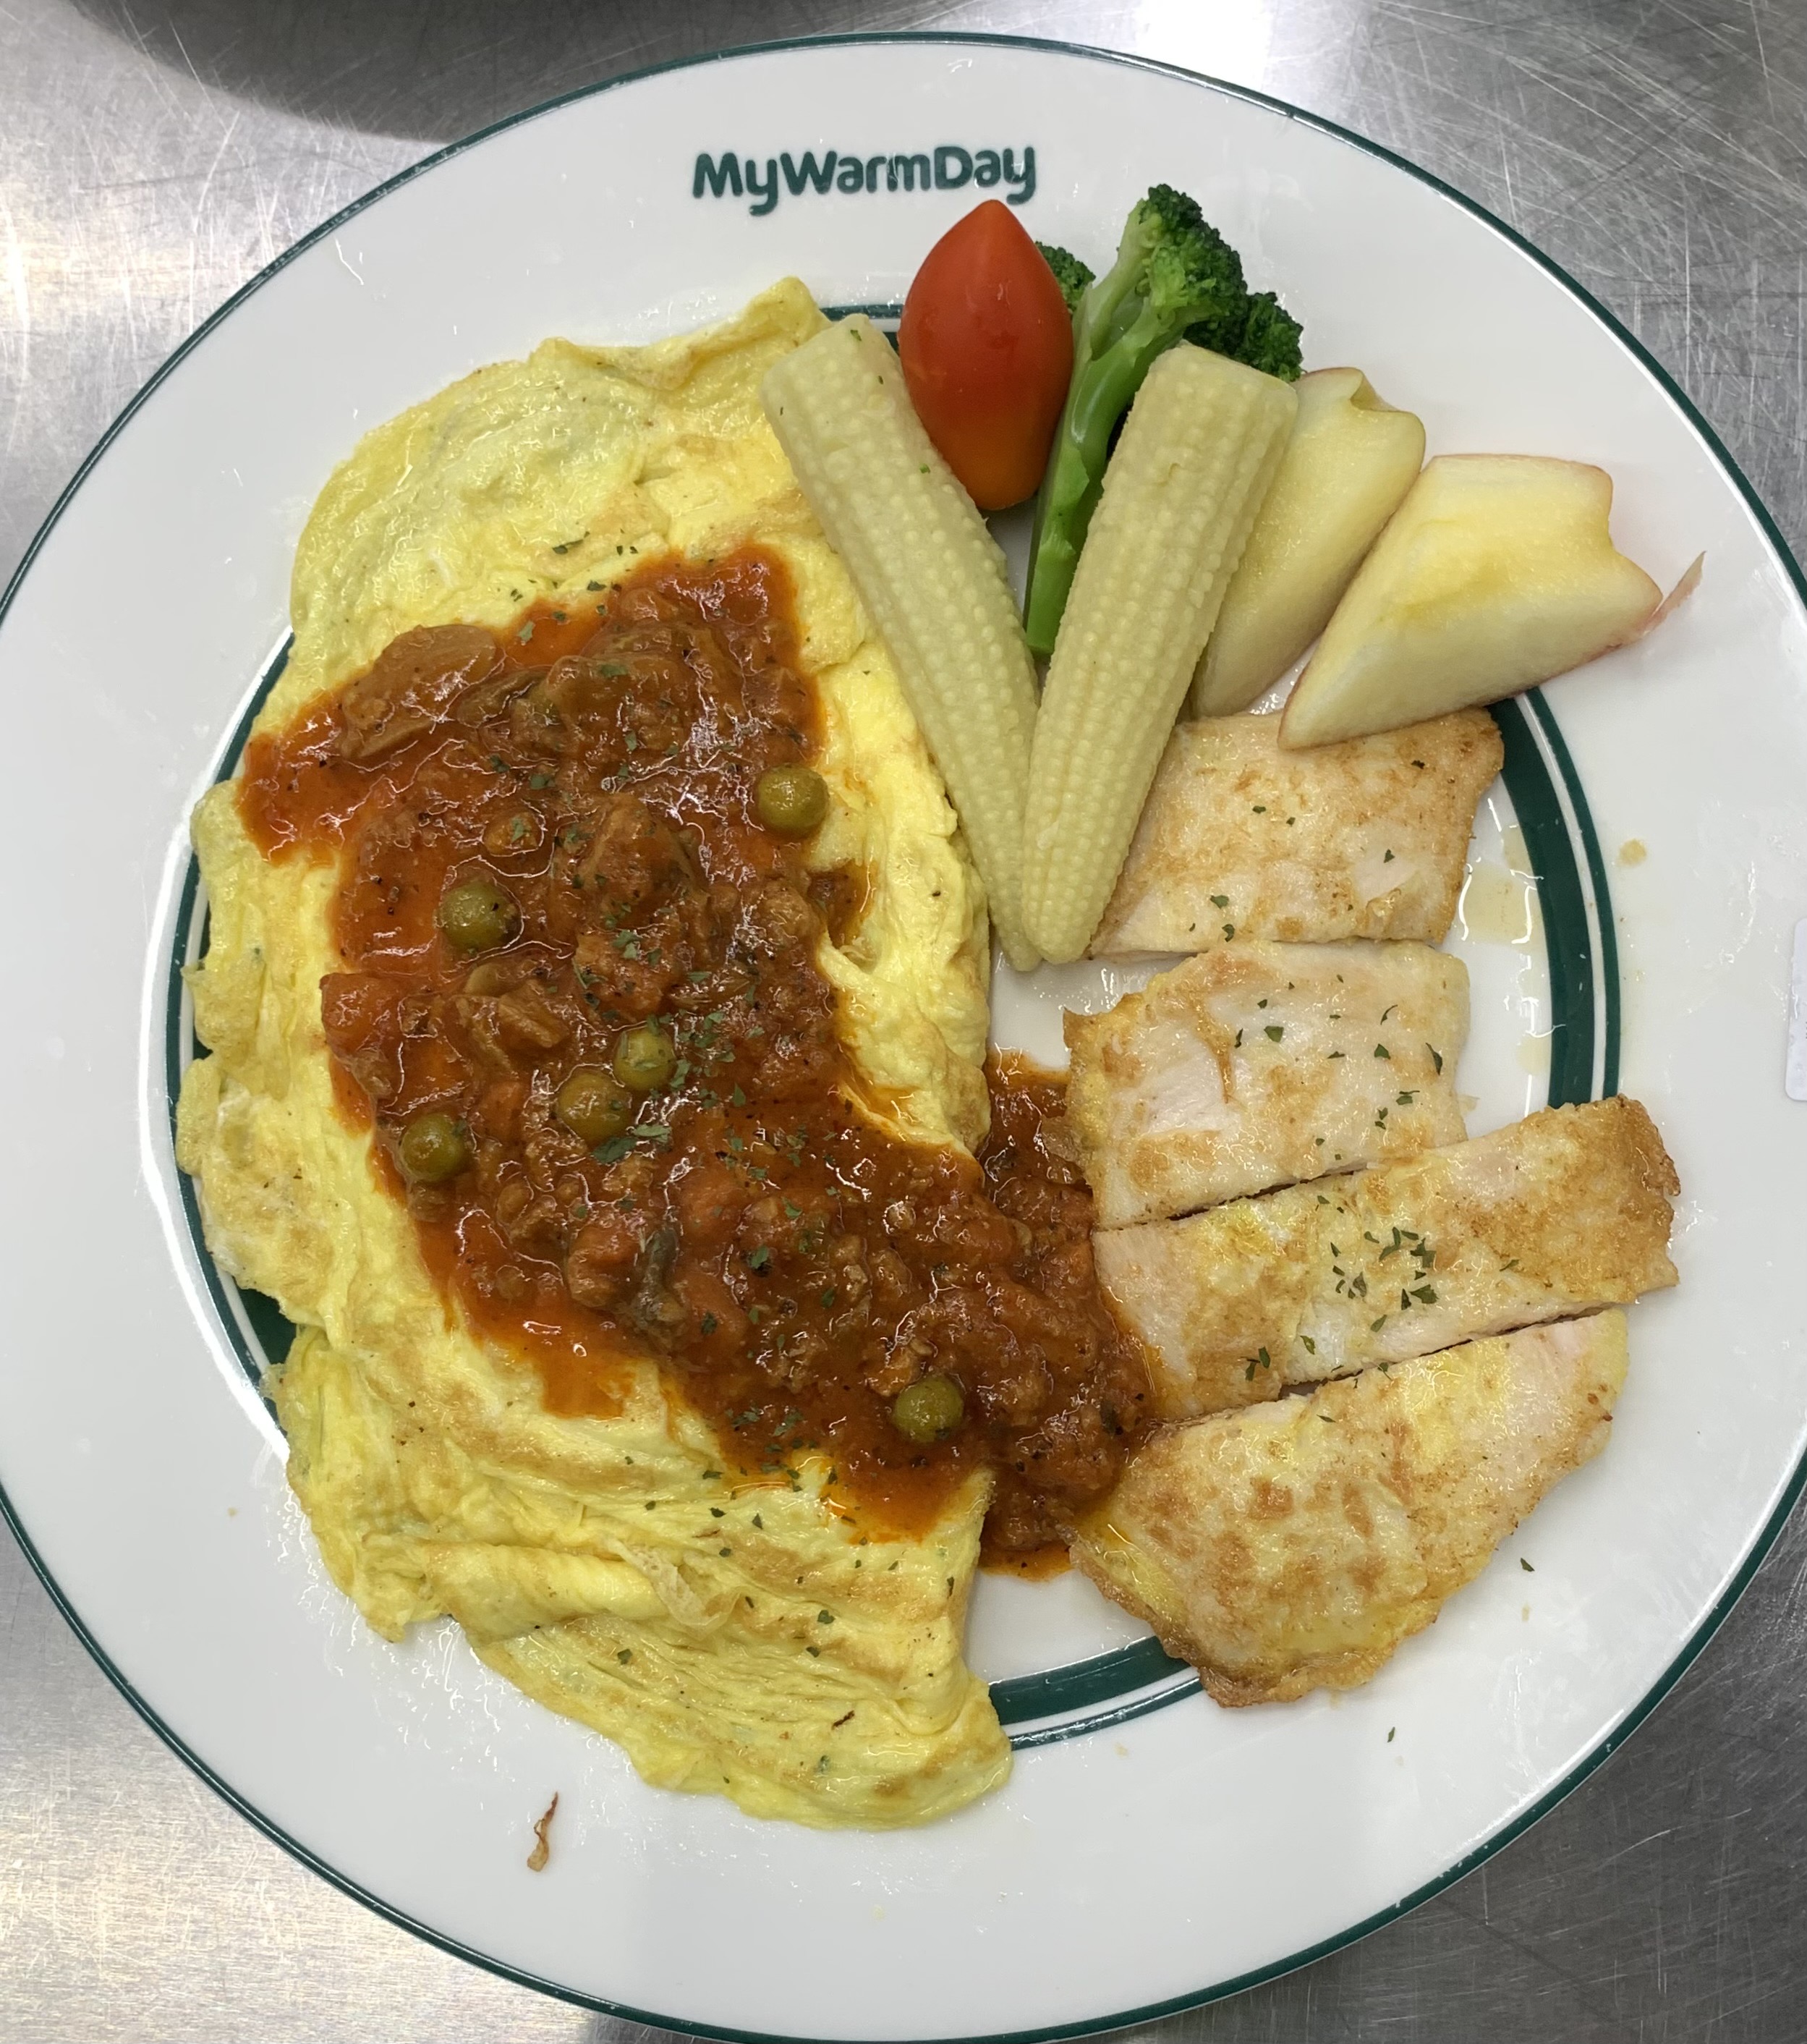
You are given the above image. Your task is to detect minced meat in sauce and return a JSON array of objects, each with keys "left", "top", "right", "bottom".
[{"left": 240, "top": 548, "right": 1152, "bottom": 1559}]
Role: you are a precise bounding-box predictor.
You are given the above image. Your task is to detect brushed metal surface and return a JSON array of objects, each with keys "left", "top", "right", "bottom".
[{"left": 2, "top": 4, "right": 1803, "bottom": 2038}]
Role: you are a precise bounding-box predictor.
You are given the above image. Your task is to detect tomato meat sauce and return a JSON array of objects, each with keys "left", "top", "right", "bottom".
[{"left": 240, "top": 548, "right": 1152, "bottom": 1559}]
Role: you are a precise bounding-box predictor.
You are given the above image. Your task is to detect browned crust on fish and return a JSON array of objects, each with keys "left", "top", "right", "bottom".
[
  {"left": 1064, "top": 940, "right": 1469, "bottom": 1226},
  {"left": 1070, "top": 1314, "right": 1628, "bottom": 1704},
  {"left": 1093, "top": 709, "right": 1504, "bottom": 957},
  {"left": 1094, "top": 1095, "right": 1678, "bottom": 1418}
]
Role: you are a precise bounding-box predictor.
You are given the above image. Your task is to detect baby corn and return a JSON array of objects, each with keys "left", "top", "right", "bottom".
[
  {"left": 1021, "top": 344, "right": 1297, "bottom": 962},
  {"left": 762, "top": 317, "right": 1042, "bottom": 971}
]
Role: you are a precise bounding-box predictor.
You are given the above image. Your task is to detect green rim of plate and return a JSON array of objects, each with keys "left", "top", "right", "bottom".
[{"left": 1, "top": 29, "right": 1800, "bottom": 2042}]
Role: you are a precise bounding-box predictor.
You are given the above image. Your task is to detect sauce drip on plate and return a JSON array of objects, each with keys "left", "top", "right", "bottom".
[{"left": 241, "top": 548, "right": 1152, "bottom": 1556}]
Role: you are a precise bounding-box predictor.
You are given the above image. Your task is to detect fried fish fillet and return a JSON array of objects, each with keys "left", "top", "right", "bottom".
[
  {"left": 1071, "top": 1313, "right": 1628, "bottom": 1705},
  {"left": 1064, "top": 939, "right": 1468, "bottom": 1227},
  {"left": 1097, "top": 1097, "right": 1678, "bottom": 1417},
  {"left": 1093, "top": 709, "right": 1504, "bottom": 957}
]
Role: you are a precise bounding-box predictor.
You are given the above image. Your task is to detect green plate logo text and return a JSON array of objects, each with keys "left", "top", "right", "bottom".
[{"left": 694, "top": 146, "right": 1037, "bottom": 216}]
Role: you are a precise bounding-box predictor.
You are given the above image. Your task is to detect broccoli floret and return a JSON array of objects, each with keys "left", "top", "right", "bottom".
[
  {"left": 1036, "top": 242, "right": 1095, "bottom": 318},
  {"left": 1102, "top": 186, "right": 1247, "bottom": 361},
  {"left": 1024, "top": 186, "right": 1304, "bottom": 655},
  {"left": 1219, "top": 289, "right": 1305, "bottom": 381}
]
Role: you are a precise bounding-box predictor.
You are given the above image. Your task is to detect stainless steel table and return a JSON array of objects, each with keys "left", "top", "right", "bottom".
[{"left": 3, "top": 4, "right": 1803, "bottom": 2037}]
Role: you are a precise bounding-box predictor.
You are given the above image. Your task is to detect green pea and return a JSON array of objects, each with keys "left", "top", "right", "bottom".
[
  {"left": 754, "top": 764, "right": 829, "bottom": 836},
  {"left": 891, "top": 1375, "right": 965, "bottom": 1443},
  {"left": 556, "top": 1066, "right": 633, "bottom": 1145},
  {"left": 612, "top": 1023, "right": 676, "bottom": 1093},
  {"left": 398, "top": 1112, "right": 470, "bottom": 1183},
  {"left": 438, "top": 875, "right": 520, "bottom": 954}
]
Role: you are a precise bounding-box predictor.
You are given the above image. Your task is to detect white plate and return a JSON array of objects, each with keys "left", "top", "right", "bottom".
[{"left": 3, "top": 33, "right": 1805, "bottom": 2040}]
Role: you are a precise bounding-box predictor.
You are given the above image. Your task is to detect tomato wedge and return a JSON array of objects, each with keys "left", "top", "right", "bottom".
[{"left": 898, "top": 200, "right": 1074, "bottom": 512}]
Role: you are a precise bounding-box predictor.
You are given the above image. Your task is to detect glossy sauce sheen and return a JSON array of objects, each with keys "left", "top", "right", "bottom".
[{"left": 241, "top": 549, "right": 1151, "bottom": 1553}]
